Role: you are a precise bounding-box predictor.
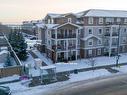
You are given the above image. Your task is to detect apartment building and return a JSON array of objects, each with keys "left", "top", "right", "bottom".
[{"left": 37, "top": 9, "right": 127, "bottom": 63}]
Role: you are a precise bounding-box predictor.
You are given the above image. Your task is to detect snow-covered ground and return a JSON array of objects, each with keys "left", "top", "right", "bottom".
[
  {"left": 0, "top": 75, "right": 20, "bottom": 83},
  {"left": 55, "top": 53, "right": 127, "bottom": 72},
  {"left": 2, "top": 58, "right": 127, "bottom": 95},
  {"left": 32, "top": 49, "right": 53, "bottom": 65},
  {"left": 0, "top": 69, "right": 114, "bottom": 95},
  {"left": 112, "top": 65, "right": 127, "bottom": 73}
]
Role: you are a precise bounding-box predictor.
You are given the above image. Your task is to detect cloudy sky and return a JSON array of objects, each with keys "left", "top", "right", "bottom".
[{"left": 0, "top": 0, "right": 127, "bottom": 24}]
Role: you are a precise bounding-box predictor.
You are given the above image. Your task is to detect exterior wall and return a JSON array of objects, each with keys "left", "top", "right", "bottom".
[{"left": 55, "top": 14, "right": 77, "bottom": 24}]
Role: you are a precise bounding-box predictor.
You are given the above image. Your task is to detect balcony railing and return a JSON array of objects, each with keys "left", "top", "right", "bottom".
[
  {"left": 104, "top": 32, "right": 118, "bottom": 36},
  {"left": 57, "top": 34, "right": 76, "bottom": 39},
  {"left": 68, "top": 45, "right": 76, "bottom": 49}
]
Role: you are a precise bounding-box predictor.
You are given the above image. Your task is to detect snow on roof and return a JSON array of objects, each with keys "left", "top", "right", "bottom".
[
  {"left": 36, "top": 23, "right": 45, "bottom": 28},
  {"left": 0, "top": 50, "right": 8, "bottom": 55},
  {"left": 82, "top": 34, "right": 101, "bottom": 41},
  {"left": 84, "top": 9, "right": 127, "bottom": 18},
  {"left": 45, "top": 24, "right": 59, "bottom": 29},
  {"left": 54, "top": 22, "right": 82, "bottom": 29},
  {"left": 75, "top": 11, "right": 86, "bottom": 18},
  {"left": 40, "top": 65, "right": 56, "bottom": 70},
  {"left": 47, "top": 13, "right": 62, "bottom": 18},
  {"left": 61, "top": 13, "right": 77, "bottom": 17}
]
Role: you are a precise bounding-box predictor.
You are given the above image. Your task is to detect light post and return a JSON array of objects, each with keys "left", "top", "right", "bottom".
[{"left": 116, "top": 22, "right": 121, "bottom": 66}]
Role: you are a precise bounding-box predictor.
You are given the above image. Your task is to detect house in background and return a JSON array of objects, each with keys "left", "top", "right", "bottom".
[
  {"left": 36, "top": 9, "right": 127, "bottom": 63},
  {"left": 22, "top": 20, "right": 43, "bottom": 36}
]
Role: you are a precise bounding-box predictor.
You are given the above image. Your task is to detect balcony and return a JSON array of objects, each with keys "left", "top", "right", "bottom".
[
  {"left": 68, "top": 45, "right": 76, "bottom": 50},
  {"left": 104, "top": 32, "right": 110, "bottom": 36},
  {"left": 112, "top": 32, "right": 118, "bottom": 36},
  {"left": 57, "top": 34, "right": 76, "bottom": 39},
  {"left": 52, "top": 45, "right": 66, "bottom": 51},
  {"left": 51, "top": 34, "right": 55, "bottom": 38},
  {"left": 57, "top": 44, "right": 66, "bottom": 51},
  {"left": 104, "top": 32, "right": 118, "bottom": 36}
]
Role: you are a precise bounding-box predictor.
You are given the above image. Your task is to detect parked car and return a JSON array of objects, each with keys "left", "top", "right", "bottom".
[
  {"left": 30, "top": 37, "right": 36, "bottom": 40},
  {"left": 0, "top": 86, "right": 11, "bottom": 95}
]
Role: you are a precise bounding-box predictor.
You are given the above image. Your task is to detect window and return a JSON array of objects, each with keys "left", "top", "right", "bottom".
[
  {"left": 48, "top": 40, "right": 50, "bottom": 46},
  {"left": 68, "top": 18, "right": 72, "bottom": 23},
  {"left": 99, "top": 18, "right": 103, "bottom": 24},
  {"left": 51, "top": 19, "right": 54, "bottom": 24},
  {"left": 97, "top": 40, "right": 102, "bottom": 45},
  {"left": 117, "top": 18, "right": 121, "bottom": 22},
  {"left": 124, "top": 28, "right": 126, "bottom": 33},
  {"left": 88, "top": 17, "right": 93, "bottom": 24},
  {"left": 48, "top": 19, "right": 51, "bottom": 24},
  {"left": 122, "top": 37, "right": 126, "bottom": 43},
  {"left": 48, "top": 31, "right": 50, "bottom": 36},
  {"left": 124, "top": 18, "right": 127, "bottom": 24},
  {"left": 88, "top": 29, "right": 93, "bottom": 34},
  {"left": 97, "top": 49, "right": 101, "bottom": 55},
  {"left": 98, "top": 29, "right": 102, "bottom": 35},
  {"left": 88, "top": 50, "right": 92, "bottom": 55},
  {"left": 88, "top": 39, "right": 93, "bottom": 46},
  {"left": 106, "top": 18, "right": 114, "bottom": 23}
]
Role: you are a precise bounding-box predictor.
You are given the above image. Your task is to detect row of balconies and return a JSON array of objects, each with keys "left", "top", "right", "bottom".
[
  {"left": 51, "top": 34, "right": 76, "bottom": 39},
  {"left": 52, "top": 44, "right": 76, "bottom": 51},
  {"left": 104, "top": 32, "right": 118, "bottom": 36}
]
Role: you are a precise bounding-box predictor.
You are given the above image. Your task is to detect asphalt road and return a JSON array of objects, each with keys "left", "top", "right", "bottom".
[{"left": 42, "top": 73, "right": 127, "bottom": 95}]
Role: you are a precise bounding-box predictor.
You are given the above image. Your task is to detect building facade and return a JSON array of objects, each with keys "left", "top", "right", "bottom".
[{"left": 37, "top": 9, "right": 127, "bottom": 63}]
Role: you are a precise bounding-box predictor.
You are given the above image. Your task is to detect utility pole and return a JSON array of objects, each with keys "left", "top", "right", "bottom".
[{"left": 116, "top": 22, "right": 121, "bottom": 66}]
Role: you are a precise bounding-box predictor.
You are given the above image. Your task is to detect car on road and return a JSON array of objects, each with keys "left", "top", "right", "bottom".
[{"left": 0, "top": 86, "right": 11, "bottom": 95}]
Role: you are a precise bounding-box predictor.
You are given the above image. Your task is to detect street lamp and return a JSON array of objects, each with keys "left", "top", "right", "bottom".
[{"left": 116, "top": 22, "right": 121, "bottom": 66}]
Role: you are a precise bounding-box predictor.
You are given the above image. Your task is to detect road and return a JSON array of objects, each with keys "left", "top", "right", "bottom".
[{"left": 42, "top": 73, "right": 127, "bottom": 95}]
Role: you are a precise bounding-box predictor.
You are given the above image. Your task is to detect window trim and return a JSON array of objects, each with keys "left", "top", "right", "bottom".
[
  {"left": 88, "top": 28, "right": 93, "bottom": 34},
  {"left": 88, "top": 17, "right": 93, "bottom": 24},
  {"left": 97, "top": 49, "right": 101, "bottom": 55},
  {"left": 98, "top": 28, "right": 103, "bottom": 35},
  {"left": 97, "top": 39, "right": 102, "bottom": 45},
  {"left": 99, "top": 18, "right": 103, "bottom": 24},
  {"left": 88, "top": 39, "right": 93, "bottom": 46}
]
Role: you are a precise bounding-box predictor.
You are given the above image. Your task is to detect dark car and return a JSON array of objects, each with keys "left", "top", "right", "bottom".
[{"left": 0, "top": 86, "right": 11, "bottom": 95}]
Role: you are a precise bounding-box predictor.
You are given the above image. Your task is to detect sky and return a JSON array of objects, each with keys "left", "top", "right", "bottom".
[{"left": 1, "top": 0, "right": 127, "bottom": 24}]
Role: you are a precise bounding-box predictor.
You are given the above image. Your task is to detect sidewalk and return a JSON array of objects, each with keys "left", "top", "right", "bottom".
[{"left": 32, "top": 49, "right": 53, "bottom": 66}]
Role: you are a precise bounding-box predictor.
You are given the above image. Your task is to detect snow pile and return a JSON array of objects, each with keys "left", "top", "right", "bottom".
[
  {"left": 0, "top": 50, "right": 8, "bottom": 55},
  {"left": 0, "top": 50, "right": 9, "bottom": 63}
]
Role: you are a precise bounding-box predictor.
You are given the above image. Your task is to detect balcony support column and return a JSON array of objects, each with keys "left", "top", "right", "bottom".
[{"left": 109, "top": 27, "right": 113, "bottom": 57}]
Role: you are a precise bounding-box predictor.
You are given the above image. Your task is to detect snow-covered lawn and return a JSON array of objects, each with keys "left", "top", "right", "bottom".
[
  {"left": 69, "top": 69, "right": 112, "bottom": 82},
  {"left": 55, "top": 53, "right": 127, "bottom": 72}
]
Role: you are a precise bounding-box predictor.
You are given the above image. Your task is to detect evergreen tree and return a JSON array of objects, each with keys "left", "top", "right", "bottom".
[{"left": 9, "top": 29, "right": 28, "bottom": 61}]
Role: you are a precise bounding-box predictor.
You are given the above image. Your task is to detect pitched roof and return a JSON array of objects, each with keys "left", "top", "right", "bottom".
[
  {"left": 47, "top": 13, "right": 62, "bottom": 18},
  {"left": 53, "top": 22, "right": 82, "bottom": 29},
  {"left": 83, "top": 9, "right": 127, "bottom": 18}
]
